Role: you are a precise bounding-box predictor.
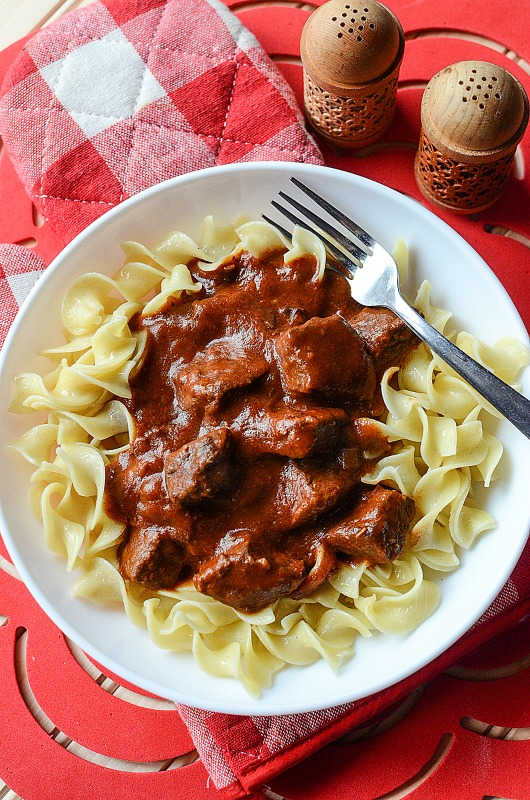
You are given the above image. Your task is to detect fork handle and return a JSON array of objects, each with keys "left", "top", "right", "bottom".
[{"left": 391, "top": 294, "right": 530, "bottom": 439}]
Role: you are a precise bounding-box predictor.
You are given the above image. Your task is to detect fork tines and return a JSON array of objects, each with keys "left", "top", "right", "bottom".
[
  {"left": 277, "top": 192, "right": 366, "bottom": 265},
  {"left": 265, "top": 178, "right": 378, "bottom": 276},
  {"left": 290, "top": 177, "right": 375, "bottom": 252},
  {"left": 268, "top": 200, "right": 359, "bottom": 276}
]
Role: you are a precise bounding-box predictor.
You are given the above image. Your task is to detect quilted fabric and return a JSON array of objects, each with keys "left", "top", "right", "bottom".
[
  {"left": 0, "top": 2, "right": 528, "bottom": 799},
  {"left": 0, "top": 0, "right": 321, "bottom": 248}
]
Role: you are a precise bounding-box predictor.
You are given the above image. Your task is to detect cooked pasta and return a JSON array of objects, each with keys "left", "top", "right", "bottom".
[{"left": 11, "top": 218, "right": 529, "bottom": 695}]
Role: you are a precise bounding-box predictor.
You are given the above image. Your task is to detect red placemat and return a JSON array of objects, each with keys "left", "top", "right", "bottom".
[{"left": 0, "top": 1, "right": 529, "bottom": 798}]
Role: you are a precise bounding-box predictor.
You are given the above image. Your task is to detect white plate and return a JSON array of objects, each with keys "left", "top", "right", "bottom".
[{"left": 0, "top": 163, "right": 529, "bottom": 716}]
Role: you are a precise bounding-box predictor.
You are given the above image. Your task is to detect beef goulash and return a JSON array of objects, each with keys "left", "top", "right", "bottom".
[{"left": 105, "top": 247, "right": 419, "bottom": 612}]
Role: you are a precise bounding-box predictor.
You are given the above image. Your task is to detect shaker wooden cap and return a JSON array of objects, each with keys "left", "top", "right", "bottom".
[
  {"left": 421, "top": 61, "right": 529, "bottom": 162},
  {"left": 301, "top": 0, "right": 404, "bottom": 94}
]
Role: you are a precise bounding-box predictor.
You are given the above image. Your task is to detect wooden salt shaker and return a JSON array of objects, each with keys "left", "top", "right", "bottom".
[
  {"left": 415, "top": 61, "right": 529, "bottom": 214},
  {"left": 300, "top": 0, "right": 404, "bottom": 148}
]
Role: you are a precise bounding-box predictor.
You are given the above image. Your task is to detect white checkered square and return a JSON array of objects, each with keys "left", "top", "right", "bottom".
[
  {"left": 40, "top": 28, "right": 166, "bottom": 138},
  {"left": 7, "top": 270, "right": 44, "bottom": 305}
]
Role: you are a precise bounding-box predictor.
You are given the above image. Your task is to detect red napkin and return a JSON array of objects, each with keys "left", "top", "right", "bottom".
[{"left": 0, "top": 2, "right": 528, "bottom": 798}]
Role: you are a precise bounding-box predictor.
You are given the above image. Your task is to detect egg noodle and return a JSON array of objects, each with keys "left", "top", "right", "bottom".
[{"left": 11, "top": 219, "right": 529, "bottom": 695}]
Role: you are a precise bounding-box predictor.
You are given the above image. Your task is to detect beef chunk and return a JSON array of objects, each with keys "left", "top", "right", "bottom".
[
  {"left": 119, "top": 524, "right": 186, "bottom": 589},
  {"left": 325, "top": 485, "right": 414, "bottom": 564},
  {"left": 274, "top": 453, "right": 362, "bottom": 531},
  {"left": 175, "top": 339, "right": 268, "bottom": 410},
  {"left": 352, "top": 417, "right": 391, "bottom": 458},
  {"left": 349, "top": 308, "right": 418, "bottom": 375},
  {"left": 194, "top": 541, "right": 306, "bottom": 611},
  {"left": 237, "top": 406, "right": 349, "bottom": 459},
  {"left": 164, "top": 428, "right": 233, "bottom": 505},
  {"left": 275, "top": 314, "right": 376, "bottom": 402}
]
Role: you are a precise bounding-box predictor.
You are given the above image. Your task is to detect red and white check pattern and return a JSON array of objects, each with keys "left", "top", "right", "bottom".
[
  {"left": 0, "top": 2, "right": 529, "bottom": 798},
  {"left": 0, "top": 245, "right": 45, "bottom": 345},
  {"left": 0, "top": 0, "right": 321, "bottom": 251}
]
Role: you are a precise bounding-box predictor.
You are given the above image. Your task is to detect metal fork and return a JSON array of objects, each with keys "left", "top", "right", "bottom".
[{"left": 264, "top": 177, "right": 530, "bottom": 439}]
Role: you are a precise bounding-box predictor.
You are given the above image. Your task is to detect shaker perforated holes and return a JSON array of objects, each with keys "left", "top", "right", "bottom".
[
  {"left": 331, "top": 2, "right": 379, "bottom": 41},
  {"left": 461, "top": 71, "right": 499, "bottom": 105}
]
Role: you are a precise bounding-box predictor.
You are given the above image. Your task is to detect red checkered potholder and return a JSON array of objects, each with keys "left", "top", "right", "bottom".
[
  {"left": 0, "top": 2, "right": 529, "bottom": 799},
  {"left": 0, "top": 0, "right": 321, "bottom": 249}
]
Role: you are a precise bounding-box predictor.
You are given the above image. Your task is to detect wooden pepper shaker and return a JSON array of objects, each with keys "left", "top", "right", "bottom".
[
  {"left": 415, "top": 61, "right": 529, "bottom": 214},
  {"left": 300, "top": 0, "right": 404, "bottom": 148}
]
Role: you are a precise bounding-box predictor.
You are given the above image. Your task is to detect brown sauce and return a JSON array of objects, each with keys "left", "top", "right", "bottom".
[{"left": 105, "top": 248, "right": 418, "bottom": 611}]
